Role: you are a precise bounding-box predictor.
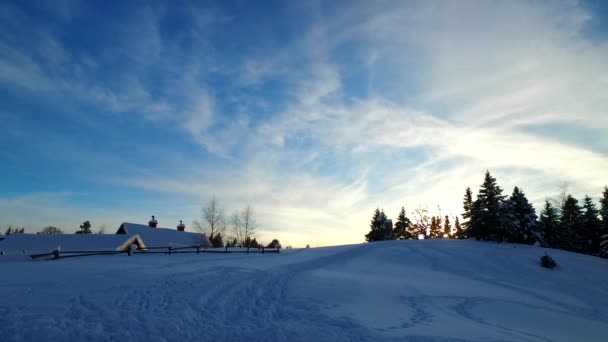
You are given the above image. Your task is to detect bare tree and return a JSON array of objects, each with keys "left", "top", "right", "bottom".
[
  {"left": 412, "top": 206, "right": 431, "bottom": 238},
  {"left": 96, "top": 224, "right": 106, "bottom": 234},
  {"left": 39, "top": 226, "right": 63, "bottom": 234},
  {"left": 230, "top": 211, "right": 243, "bottom": 245},
  {"left": 241, "top": 205, "right": 257, "bottom": 244},
  {"left": 194, "top": 196, "right": 225, "bottom": 238}
]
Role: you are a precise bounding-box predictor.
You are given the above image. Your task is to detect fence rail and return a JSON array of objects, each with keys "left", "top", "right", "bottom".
[{"left": 30, "top": 245, "right": 280, "bottom": 261}]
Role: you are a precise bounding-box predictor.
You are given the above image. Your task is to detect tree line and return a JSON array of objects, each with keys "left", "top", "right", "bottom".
[
  {"left": 3, "top": 221, "right": 105, "bottom": 235},
  {"left": 193, "top": 196, "right": 281, "bottom": 249},
  {"left": 366, "top": 171, "right": 608, "bottom": 258}
]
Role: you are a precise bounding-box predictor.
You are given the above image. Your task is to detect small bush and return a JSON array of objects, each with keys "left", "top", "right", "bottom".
[{"left": 540, "top": 254, "right": 557, "bottom": 269}]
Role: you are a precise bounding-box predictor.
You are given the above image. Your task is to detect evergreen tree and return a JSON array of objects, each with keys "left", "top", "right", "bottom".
[
  {"left": 461, "top": 187, "right": 474, "bottom": 237},
  {"left": 539, "top": 200, "right": 559, "bottom": 248},
  {"left": 471, "top": 171, "right": 505, "bottom": 241},
  {"left": 507, "top": 187, "right": 539, "bottom": 244},
  {"left": 266, "top": 239, "right": 281, "bottom": 248},
  {"left": 580, "top": 195, "right": 601, "bottom": 254},
  {"left": 443, "top": 215, "right": 451, "bottom": 238},
  {"left": 76, "top": 221, "right": 92, "bottom": 234},
  {"left": 210, "top": 232, "right": 224, "bottom": 247},
  {"left": 429, "top": 216, "right": 442, "bottom": 239},
  {"left": 365, "top": 208, "right": 388, "bottom": 242},
  {"left": 557, "top": 195, "right": 582, "bottom": 251},
  {"left": 453, "top": 216, "right": 463, "bottom": 239},
  {"left": 393, "top": 207, "right": 413, "bottom": 239},
  {"left": 600, "top": 187, "right": 608, "bottom": 258},
  {"left": 436, "top": 215, "right": 442, "bottom": 237},
  {"left": 4, "top": 226, "right": 25, "bottom": 235},
  {"left": 498, "top": 199, "right": 518, "bottom": 243}
]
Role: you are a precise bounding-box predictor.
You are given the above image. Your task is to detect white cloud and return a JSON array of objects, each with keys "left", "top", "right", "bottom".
[{"left": 2, "top": 0, "right": 608, "bottom": 247}]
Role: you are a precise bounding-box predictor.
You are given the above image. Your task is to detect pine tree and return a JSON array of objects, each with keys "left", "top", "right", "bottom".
[
  {"left": 471, "top": 171, "right": 505, "bottom": 241},
  {"left": 580, "top": 195, "right": 601, "bottom": 254},
  {"left": 498, "top": 198, "right": 518, "bottom": 243},
  {"left": 393, "top": 207, "right": 413, "bottom": 239},
  {"left": 436, "top": 215, "right": 442, "bottom": 237},
  {"left": 76, "top": 221, "right": 92, "bottom": 234},
  {"left": 507, "top": 187, "right": 539, "bottom": 244},
  {"left": 365, "top": 208, "right": 388, "bottom": 242},
  {"left": 429, "top": 216, "right": 443, "bottom": 239},
  {"left": 454, "top": 216, "right": 463, "bottom": 239},
  {"left": 461, "top": 187, "right": 474, "bottom": 238},
  {"left": 557, "top": 195, "right": 582, "bottom": 251},
  {"left": 443, "top": 215, "right": 451, "bottom": 238},
  {"left": 429, "top": 216, "right": 437, "bottom": 238},
  {"left": 539, "top": 200, "right": 559, "bottom": 248},
  {"left": 600, "top": 187, "right": 608, "bottom": 258},
  {"left": 4, "top": 226, "right": 25, "bottom": 235}
]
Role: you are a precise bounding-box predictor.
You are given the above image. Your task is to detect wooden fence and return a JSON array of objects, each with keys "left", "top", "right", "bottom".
[{"left": 30, "top": 245, "right": 280, "bottom": 261}]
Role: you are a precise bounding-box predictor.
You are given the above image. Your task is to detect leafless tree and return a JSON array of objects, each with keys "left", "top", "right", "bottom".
[
  {"left": 39, "top": 226, "right": 63, "bottom": 234},
  {"left": 412, "top": 205, "right": 431, "bottom": 238},
  {"left": 230, "top": 211, "right": 243, "bottom": 244},
  {"left": 194, "top": 196, "right": 225, "bottom": 238},
  {"left": 241, "top": 205, "right": 257, "bottom": 244},
  {"left": 549, "top": 182, "right": 569, "bottom": 209},
  {"left": 96, "top": 224, "right": 106, "bottom": 234}
]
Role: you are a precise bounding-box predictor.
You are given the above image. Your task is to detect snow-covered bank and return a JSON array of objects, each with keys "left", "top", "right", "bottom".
[{"left": 1, "top": 240, "right": 608, "bottom": 341}]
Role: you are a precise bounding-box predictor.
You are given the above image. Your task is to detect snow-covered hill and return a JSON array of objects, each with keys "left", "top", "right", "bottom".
[{"left": 1, "top": 240, "right": 608, "bottom": 341}]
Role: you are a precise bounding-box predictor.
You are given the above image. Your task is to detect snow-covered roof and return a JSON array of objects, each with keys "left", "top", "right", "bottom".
[
  {"left": 0, "top": 234, "right": 144, "bottom": 257},
  {"left": 116, "top": 222, "right": 211, "bottom": 248}
]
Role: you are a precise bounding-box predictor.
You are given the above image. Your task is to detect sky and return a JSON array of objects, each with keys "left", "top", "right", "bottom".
[{"left": 1, "top": 0, "right": 607, "bottom": 247}]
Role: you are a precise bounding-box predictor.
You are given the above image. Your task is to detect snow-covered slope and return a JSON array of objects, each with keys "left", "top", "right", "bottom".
[{"left": 1, "top": 240, "right": 607, "bottom": 341}]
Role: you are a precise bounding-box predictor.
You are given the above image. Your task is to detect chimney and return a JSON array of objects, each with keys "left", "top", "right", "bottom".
[
  {"left": 177, "top": 220, "right": 186, "bottom": 232},
  {"left": 148, "top": 215, "right": 158, "bottom": 228}
]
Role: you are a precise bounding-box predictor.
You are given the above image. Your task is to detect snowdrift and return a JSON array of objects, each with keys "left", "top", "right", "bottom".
[{"left": 1, "top": 239, "right": 607, "bottom": 341}]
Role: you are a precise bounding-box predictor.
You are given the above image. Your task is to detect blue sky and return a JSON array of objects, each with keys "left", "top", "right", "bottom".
[{"left": 1, "top": 0, "right": 608, "bottom": 246}]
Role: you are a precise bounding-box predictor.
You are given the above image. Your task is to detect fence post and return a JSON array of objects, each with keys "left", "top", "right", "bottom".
[
  {"left": 168, "top": 246, "right": 172, "bottom": 255},
  {"left": 225, "top": 245, "right": 228, "bottom": 253},
  {"left": 262, "top": 247, "right": 265, "bottom": 254},
  {"left": 197, "top": 245, "right": 200, "bottom": 255},
  {"left": 247, "top": 246, "right": 249, "bottom": 254}
]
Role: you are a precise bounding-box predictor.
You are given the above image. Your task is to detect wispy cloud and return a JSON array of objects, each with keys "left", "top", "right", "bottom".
[{"left": 1, "top": 0, "right": 607, "bottom": 246}]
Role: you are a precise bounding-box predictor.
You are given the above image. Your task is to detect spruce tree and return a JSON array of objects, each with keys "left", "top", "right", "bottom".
[
  {"left": 558, "top": 195, "right": 582, "bottom": 251},
  {"left": 472, "top": 171, "right": 505, "bottom": 241},
  {"left": 365, "top": 208, "right": 388, "bottom": 242},
  {"left": 443, "top": 215, "right": 451, "bottom": 238},
  {"left": 436, "top": 215, "right": 442, "bottom": 237},
  {"left": 539, "top": 200, "right": 559, "bottom": 248},
  {"left": 429, "top": 216, "right": 440, "bottom": 239},
  {"left": 76, "top": 221, "right": 92, "bottom": 234},
  {"left": 507, "top": 187, "right": 539, "bottom": 244},
  {"left": 600, "top": 187, "right": 608, "bottom": 258},
  {"left": 394, "top": 207, "right": 413, "bottom": 239},
  {"left": 454, "top": 216, "right": 463, "bottom": 239},
  {"left": 580, "top": 195, "right": 601, "bottom": 254},
  {"left": 462, "top": 187, "right": 474, "bottom": 238}
]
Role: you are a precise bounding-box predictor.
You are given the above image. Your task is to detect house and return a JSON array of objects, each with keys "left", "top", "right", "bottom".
[
  {"left": 0, "top": 233, "right": 145, "bottom": 259},
  {"left": 116, "top": 218, "right": 212, "bottom": 248},
  {"left": 0, "top": 217, "right": 212, "bottom": 261}
]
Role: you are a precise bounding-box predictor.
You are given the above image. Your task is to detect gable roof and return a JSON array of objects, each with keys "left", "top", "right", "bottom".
[
  {"left": 0, "top": 233, "right": 144, "bottom": 257},
  {"left": 116, "top": 222, "right": 211, "bottom": 248}
]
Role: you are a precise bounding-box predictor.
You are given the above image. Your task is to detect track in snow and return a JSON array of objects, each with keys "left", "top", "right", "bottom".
[{"left": 2, "top": 240, "right": 608, "bottom": 341}]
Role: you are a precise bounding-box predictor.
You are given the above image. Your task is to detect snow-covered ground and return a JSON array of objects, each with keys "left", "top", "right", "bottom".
[{"left": 1, "top": 239, "right": 608, "bottom": 341}]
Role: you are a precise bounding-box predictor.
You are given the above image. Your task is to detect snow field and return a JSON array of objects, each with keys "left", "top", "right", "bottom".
[{"left": 1, "top": 239, "right": 608, "bottom": 341}]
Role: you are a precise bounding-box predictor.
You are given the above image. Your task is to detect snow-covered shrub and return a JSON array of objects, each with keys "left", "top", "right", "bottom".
[{"left": 540, "top": 254, "right": 557, "bottom": 269}]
